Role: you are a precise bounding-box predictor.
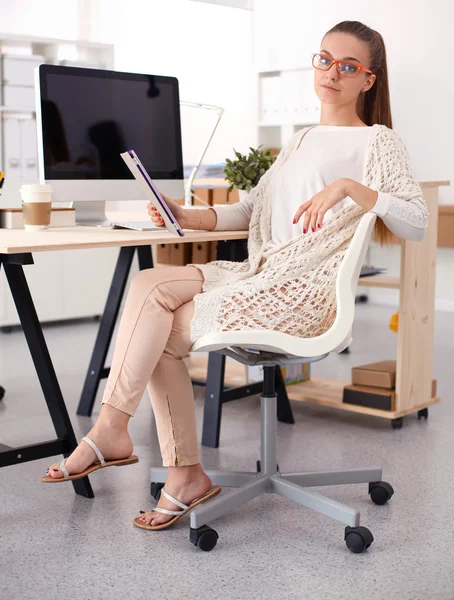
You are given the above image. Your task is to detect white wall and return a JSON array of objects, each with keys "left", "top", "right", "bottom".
[
  {"left": 84, "top": 0, "right": 256, "bottom": 165},
  {"left": 0, "top": 0, "right": 79, "bottom": 39}
]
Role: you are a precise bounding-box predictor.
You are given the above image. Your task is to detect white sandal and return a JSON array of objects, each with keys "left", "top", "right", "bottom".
[
  {"left": 40, "top": 435, "right": 139, "bottom": 482},
  {"left": 133, "top": 485, "right": 222, "bottom": 531}
]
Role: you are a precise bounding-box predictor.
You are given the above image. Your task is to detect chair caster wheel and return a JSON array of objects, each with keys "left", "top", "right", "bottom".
[
  {"left": 150, "top": 482, "right": 164, "bottom": 501},
  {"left": 190, "top": 525, "right": 219, "bottom": 552},
  {"left": 369, "top": 481, "right": 394, "bottom": 505},
  {"left": 0, "top": 386, "right": 4, "bottom": 401},
  {"left": 391, "top": 417, "right": 403, "bottom": 429},
  {"left": 418, "top": 408, "right": 429, "bottom": 420},
  {"left": 344, "top": 526, "right": 374, "bottom": 554}
]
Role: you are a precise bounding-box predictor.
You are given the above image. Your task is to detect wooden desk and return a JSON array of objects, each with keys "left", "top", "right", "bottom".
[{"left": 0, "top": 223, "right": 248, "bottom": 496}]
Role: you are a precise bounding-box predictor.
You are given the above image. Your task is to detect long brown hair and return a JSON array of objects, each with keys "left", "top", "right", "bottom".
[{"left": 324, "top": 21, "right": 393, "bottom": 244}]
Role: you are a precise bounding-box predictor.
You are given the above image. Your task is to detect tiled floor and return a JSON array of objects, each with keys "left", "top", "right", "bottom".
[{"left": 0, "top": 304, "right": 453, "bottom": 600}]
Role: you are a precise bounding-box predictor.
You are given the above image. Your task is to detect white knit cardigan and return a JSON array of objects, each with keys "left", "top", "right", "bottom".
[{"left": 188, "top": 124, "right": 425, "bottom": 344}]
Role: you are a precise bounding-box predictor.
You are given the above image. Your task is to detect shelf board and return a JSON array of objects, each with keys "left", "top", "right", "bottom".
[
  {"left": 0, "top": 106, "right": 35, "bottom": 113},
  {"left": 358, "top": 274, "right": 400, "bottom": 289},
  {"left": 285, "top": 376, "right": 439, "bottom": 419},
  {"left": 188, "top": 358, "right": 439, "bottom": 419}
]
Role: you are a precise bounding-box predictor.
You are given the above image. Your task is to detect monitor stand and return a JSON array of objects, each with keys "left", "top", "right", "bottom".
[{"left": 72, "top": 201, "right": 112, "bottom": 227}]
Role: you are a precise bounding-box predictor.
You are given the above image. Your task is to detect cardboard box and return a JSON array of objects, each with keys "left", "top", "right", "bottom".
[
  {"left": 212, "top": 188, "right": 228, "bottom": 205},
  {"left": 155, "top": 243, "right": 171, "bottom": 265},
  {"left": 175, "top": 188, "right": 212, "bottom": 207},
  {"left": 352, "top": 360, "right": 396, "bottom": 389},
  {"left": 169, "top": 242, "right": 191, "bottom": 266},
  {"left": 192, "top": 241, "right": 210, "bottom": 263},
  {"left": 210, "top": 241, "right": 218, "bottom": 261},
  {"left": 343, "top": 384, "right": 396, "bottom": 411},
  {"left": 344, "top": 378, "right": 437, "bottom": 411},
  {"left": 438, "top": 205, "right": 454, "bottom": 248},
  {"left": 227, "top": 189, "right": 240, "bottom": 203}
]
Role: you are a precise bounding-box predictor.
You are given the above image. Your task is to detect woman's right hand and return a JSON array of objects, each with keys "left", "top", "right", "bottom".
[{"left": 147, "top": 194, "right": 185, "bottom": 228}]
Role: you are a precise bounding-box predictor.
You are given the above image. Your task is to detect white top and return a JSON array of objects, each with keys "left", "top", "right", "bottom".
[{"left": 212, "top": 125, "right": 427, "bottom": 243}]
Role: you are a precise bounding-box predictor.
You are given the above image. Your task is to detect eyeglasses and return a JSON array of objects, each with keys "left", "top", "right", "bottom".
[{"left": 311, "top": 52, "right": 373, "bottom": 78}]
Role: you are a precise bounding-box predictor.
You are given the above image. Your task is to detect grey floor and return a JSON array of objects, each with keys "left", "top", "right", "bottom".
[{"left": 0, "top": 303, "right": 453, "bottom": 600}]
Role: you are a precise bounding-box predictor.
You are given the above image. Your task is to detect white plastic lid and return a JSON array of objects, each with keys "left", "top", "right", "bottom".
[{"left": 20, "top": 184, "right": 53, "bottom": 194}]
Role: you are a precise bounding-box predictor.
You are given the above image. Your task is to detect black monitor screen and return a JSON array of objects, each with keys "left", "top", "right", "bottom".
[{"left": 38, "top": 65, "right": 183, "bottom": 180}]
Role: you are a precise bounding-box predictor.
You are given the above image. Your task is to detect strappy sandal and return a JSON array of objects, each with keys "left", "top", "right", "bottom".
[
  {"left": 40, "top": 435, "right": 139, "bottom": 483},
  {"left": 133, "top": 485, "right": 222, "bottom": 531}
]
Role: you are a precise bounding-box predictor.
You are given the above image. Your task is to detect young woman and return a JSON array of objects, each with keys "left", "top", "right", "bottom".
[{"left": 42, "top": 21, "right": 427, "bottom": 531}]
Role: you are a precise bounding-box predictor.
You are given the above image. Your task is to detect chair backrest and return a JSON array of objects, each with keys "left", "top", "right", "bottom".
[
  {"left": 190, "top": 212, "right": 377, "bottom": 358},
  {"left": 328, "top": 211, "right": 377, "bottom": 351}
]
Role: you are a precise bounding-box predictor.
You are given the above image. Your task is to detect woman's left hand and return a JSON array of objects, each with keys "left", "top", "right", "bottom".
[{"left": 293, "top": 178, "right": 349, "bottom": 233}]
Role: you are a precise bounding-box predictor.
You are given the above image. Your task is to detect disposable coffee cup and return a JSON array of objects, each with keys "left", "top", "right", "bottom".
[{"left": 20, "top": 184, "right": 53, "bottom": 232}]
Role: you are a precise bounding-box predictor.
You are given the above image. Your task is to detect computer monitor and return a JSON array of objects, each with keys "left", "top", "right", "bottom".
[{"left": 35, "top": 64, "right": 185, "bottom": 225}]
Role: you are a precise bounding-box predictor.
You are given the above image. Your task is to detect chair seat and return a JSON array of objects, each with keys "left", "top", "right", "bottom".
[{"left": 190, "top": 327, "right": 352, "bottom": 358}]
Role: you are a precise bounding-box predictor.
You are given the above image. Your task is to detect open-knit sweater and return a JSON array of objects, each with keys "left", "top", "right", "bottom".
[{"left": 188, "top": 124, "right": 427, "bottom": 344}]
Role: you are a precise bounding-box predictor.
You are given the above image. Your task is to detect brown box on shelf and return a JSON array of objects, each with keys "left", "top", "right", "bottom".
[
  {"left": 343, "top": 384, "right": 396, "bottom": 411},
  {"left": 212, "top": 188, "right": 229, "bottom": 205},
  {"left": 169, "top": 242, "right": 191, "bottom": 266},
  {"left": 192, "top": 241, "right": 210, "bottom": 263},
  {"left": 227, "top": 188, "right": 240, "bottom": 203},
  {"left": 352, "top": 360, "right": 396, "bottom": 389},
  {"left": 155, "top": 243, "right": 171, "bottom": 264},
  {"left": 438, "top": 205, "right": 454, "bottom": 247},
  {"left": 210, "top": 241, "right": 218, "bottom": 261},
  {"left": 188, "top": 187, "right": 213, "bottom": 207},
  {"left": 431, "top": 379, "right": 437, "bottom": 397}
]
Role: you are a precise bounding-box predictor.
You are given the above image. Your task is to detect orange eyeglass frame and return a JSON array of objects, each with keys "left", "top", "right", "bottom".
[{"left": 312, "top": 52, "right": 374, "bottom": 78}]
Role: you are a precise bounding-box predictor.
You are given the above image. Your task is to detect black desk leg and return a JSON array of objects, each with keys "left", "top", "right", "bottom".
[
  {"left": 77, "top": 245, "right": 154, "bottom": 417},
  {"left": 2, "top": 260, "right": 93, "bottom": 498},
  {"left": 137, "top": 245, "right": 154, "bottom": 271},
  {"left": 77, "top": 246, "right": 136, "bottom": 416}
]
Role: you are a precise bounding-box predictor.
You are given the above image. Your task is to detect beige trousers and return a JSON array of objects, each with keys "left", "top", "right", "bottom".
[{"left": 101, "top": 265, "right": 205, "bottom": 467}]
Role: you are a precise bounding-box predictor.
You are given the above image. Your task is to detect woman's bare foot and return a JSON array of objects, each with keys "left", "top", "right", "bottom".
[
  {"left": 46, "top": 404, "right": 133, "bottom": 479},
  {"left": 137, "top": 464, "right": 212, "bottom": 527}
]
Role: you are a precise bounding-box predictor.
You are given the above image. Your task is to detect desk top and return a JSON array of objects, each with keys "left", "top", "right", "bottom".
[{"left": 0, "top": 211, "right": 248, "bottom": 255}]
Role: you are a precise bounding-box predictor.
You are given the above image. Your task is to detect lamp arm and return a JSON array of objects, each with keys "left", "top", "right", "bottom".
[{"left": 180, "top": 101, "right": 225, "bottom": 208}]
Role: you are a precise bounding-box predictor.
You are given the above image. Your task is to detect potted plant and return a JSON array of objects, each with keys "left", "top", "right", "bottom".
[{"left": 223, "top": 145, "right": 274, "bottom": 201}]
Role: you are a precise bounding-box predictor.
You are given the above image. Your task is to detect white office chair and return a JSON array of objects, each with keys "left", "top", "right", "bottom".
[{"left": 150, "top": 212, "right": 394, "bottom": 553}]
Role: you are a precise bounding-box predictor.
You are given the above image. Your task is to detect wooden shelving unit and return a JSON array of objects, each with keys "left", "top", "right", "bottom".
[{"left": 188, "top": 181, "right": 449, "bottom": 425}]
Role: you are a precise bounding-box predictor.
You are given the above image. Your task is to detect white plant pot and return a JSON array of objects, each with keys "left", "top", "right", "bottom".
[{"left": 238, "top": 189, "right": 249, "bottom": 202}]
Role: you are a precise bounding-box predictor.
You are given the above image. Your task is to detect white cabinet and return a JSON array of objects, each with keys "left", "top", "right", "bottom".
[
  {"left": 2, "top": 252, "right": 63, "bottom": 325},
  {"left": 2, "top": 55, "right": 43, "bottom": 87},
  {"left": 0, "top": 247, "right": 123, "bottom": 327},
  {"left": 2, "top": 117, "right": 21, "bottom": 180},
  {"left": 61, "top": 247, "right": 122, "bottom": 318},
  {"left": 2, "top": 116, "right": 39, "bottom": 182},
  {"left": 258, "top": 66, "right": 320, "bottom": 149},
  {"left": 19, "top": 118, "right": 38, "bottom": 180}
]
